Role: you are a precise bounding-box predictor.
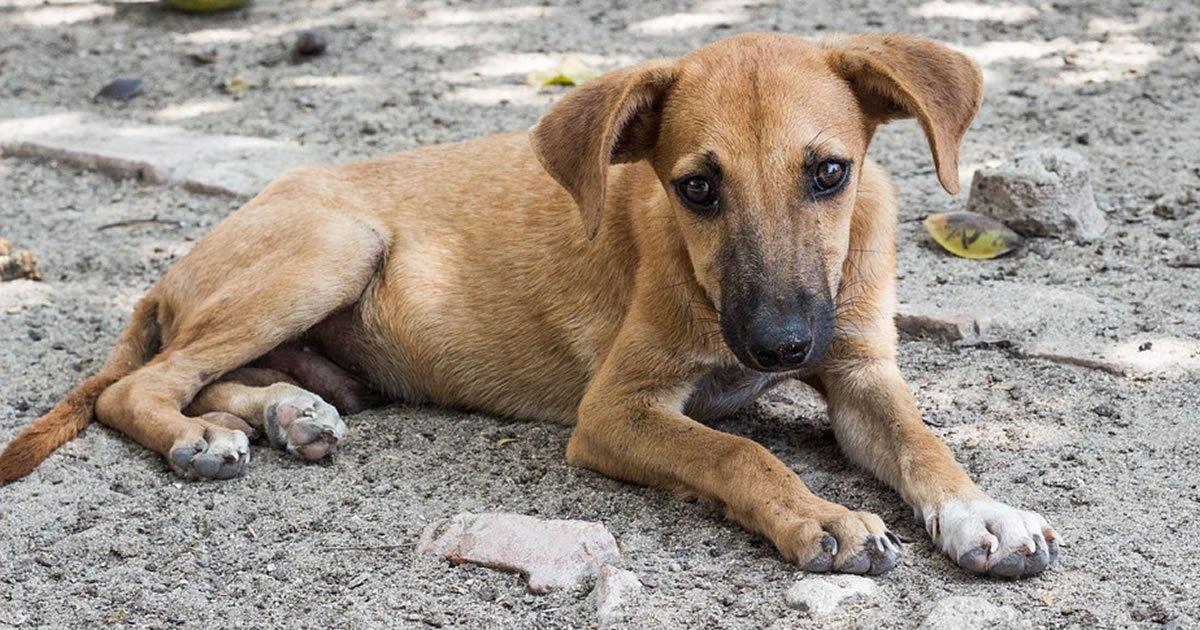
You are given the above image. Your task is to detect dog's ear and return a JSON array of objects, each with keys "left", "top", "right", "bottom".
[
  {"left": 824, "top": 35, "right": 983, "bottom": 194},
  {"left": 531, "top": 60, "right": 677, "bottom": 239}
]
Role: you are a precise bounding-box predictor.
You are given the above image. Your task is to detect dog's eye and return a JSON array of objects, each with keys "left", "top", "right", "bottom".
[
  {"left": 812, "top": 160, "right": 848, "bottom": 196},
  {"left": 676, "top": 176, "right": 719, "bottom": 212}
]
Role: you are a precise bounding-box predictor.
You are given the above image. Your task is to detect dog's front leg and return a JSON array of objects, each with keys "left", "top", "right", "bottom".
[
  {"left": 813, "top": 355, "right": 1060, "bottom": 578},
  {"left": 568, "top": 332, "right": 901, "bottom": 574}
]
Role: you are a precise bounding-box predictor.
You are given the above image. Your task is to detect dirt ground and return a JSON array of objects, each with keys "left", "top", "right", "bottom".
[{"left": 1, "top": 0, "right": 1198, "bottom": 628}]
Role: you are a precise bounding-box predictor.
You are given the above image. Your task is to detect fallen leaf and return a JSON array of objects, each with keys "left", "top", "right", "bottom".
[
  {"left": 924, "top": 211, "right": 1023, "bottom": 260},
  {"left": 222, "top": 75, "right": 257, "bottom": 94},
  {"left": 527, "top": 59, "right": 601, "bottom": 90},
  {"left": 494, "top": 437, "right": 519, "bottom": 448},
  {"left": 164, "top": 0, "right": 250, "bottom": 13}
]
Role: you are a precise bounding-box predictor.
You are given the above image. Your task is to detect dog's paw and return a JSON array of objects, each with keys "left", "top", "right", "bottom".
[
  {"left": 923, "top": 499, "right": 1059, "bottom": 579},
  {"left": 780, "top": 510, "right": 903, "bottom": 575},
  {"left": 169, "top": 425, "right": 250, "bottom": 480},
  {"left": 264, "top": 390, "right": 347, "bottom": 461}
]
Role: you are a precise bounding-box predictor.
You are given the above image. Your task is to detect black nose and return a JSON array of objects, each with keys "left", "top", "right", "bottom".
[{"left": 750, "top": 336, "right": 812, "bottom": 370}]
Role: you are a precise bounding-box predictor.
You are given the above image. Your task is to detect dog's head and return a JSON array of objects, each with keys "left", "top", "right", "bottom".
[{"left": 532, "top": 33, "right": 982, "bottom": 372}]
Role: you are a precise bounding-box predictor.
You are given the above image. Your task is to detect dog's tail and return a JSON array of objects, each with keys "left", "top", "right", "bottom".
[{"left": 0, "top": 297, "right": 160, "bottom": 482}]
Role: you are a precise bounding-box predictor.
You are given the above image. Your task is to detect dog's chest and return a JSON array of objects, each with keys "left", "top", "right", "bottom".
[{"left": 684, "top": 366, "right": 788, "bottom": 422}]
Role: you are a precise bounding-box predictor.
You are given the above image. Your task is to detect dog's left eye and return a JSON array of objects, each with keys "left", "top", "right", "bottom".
[
  {"left": 812, "top": 160, "right": 849, "bottom": 196},
  {"left": 676, "top": 175, "right": 719, "bottom": 212}
]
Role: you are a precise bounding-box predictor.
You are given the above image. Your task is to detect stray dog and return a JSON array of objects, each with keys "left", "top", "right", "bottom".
[{"left": 0, "top": 33, "right": 1058, "bottom": 578}]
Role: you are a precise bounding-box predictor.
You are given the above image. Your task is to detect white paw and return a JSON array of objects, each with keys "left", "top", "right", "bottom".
[{"left": 923, "top": 499, "right": 1059, "bottom": 578}]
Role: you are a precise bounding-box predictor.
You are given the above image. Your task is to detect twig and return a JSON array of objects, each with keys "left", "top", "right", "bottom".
[
  {"left": 325, "top": 543, "right": 404, "bottom": 551},
  {"left": 96, "top": 215, "right": 181, "bottom": 231}
]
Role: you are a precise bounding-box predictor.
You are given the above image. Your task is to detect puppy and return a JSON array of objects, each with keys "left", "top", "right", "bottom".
[{"left": 0, "top": 33, "right": 1057, "bottom": 578}]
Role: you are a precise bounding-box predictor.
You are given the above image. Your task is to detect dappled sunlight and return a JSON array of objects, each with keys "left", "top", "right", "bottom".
[
  {"left": 2, "top": 2, "right": 113, "bottom": 27},
  {"left": 439, "top": 51, "right": 634, "bottom": 83},
  {"left": 154, "top": 99, "right": 236, "bottom": 122},
  {"left": 939, "top": 418, "right": 1078, "bottom": 450},
  {"left": 1104, "top": 337, "right": 1200, "bottom": 377},
  {"left": 1056, "top": 37, "right": 1161, "bottom": 85},
  {"left": 283, "top": 75, "right": 378, "bottom": 88},
  {"left": 444, "top": 85, "right": 553, "bottom": 108},
  {"left": 420, "top": 5, "right": 558, "bottom": 26},
  {"left": 393, "top": 27, "right": 508, "bottom": 49},
  {"left": 628, "top": 11, "right": 747, "bottom": 35},
  {"left": 175, "top": 5, "right": 388, "bottom": 46},
  {"left": 955, "top": 38, "right": 1070, "bottom": 65},
  {"left": 956, "top": 34, "right": 1162, "bottom": 86},
  {"left": 1088, "top": 11, "right": 1163, "bottom": 35},
  {"left": 0, "top": 279, "right": 53, "bottom": 312},
  {"left": 0, "top": 111, "right": 85, "bottom": 137},
  {"left": 910, "top": 0, "right": 1038, "bottom": 24}
]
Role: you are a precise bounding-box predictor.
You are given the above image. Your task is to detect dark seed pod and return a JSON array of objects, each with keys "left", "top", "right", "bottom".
[
  {"left": 292, "top": 30, "right": 327, "bottom": 59},
  {"left": 96, "top": 76, "right": 143, "bottom": 101}
]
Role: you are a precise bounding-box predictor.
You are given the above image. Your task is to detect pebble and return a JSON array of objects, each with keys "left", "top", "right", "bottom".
[
  {"left": 784, "top": 575, "right": 876, "bottom": 616},
  {"left": 591, "top": 564, "right": 642, "bottom": 628}
]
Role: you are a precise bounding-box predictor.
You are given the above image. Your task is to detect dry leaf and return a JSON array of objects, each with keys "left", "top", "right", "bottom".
[
  {"left": 527, "top": 59, "right": 601, "bottom": 90},
  {"left": 924, "top": 211, "right": 1023, "bottom": 260},
  {"left": 222, "top": 75, "right": 257, "bottom": 95}
]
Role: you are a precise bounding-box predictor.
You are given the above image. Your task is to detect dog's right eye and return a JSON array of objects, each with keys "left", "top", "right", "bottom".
[{"left": 676, "top": 176, "right": 719, "bottom": 213}]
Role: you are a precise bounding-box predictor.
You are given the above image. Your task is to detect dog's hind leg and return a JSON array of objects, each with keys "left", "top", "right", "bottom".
[
  {"left": 186, "top": 368, "right": 347, "bottom": 462},
  {"left": 95, "top": 197, "right": 386, "bottom": 480}
]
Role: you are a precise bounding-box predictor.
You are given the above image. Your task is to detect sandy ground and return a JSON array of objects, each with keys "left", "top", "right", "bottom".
[{"left": 1, "top": 0, "right": 1198, "bottom": 628}]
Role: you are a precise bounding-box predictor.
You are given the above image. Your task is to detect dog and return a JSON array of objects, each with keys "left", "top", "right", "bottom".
[{"left": 0, "top": 33, "right": 1058, "bottom": 578}]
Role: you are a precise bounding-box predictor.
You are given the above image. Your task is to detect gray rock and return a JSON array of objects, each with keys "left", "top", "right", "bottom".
[
  {"left": 784, "top": 575, "right": 876, "bottom": 616},
  {"left": 967, "top": 149, "right": 1106, "bottom": 241},
  {"left": 920, "top": 596, "right": 1027, "bottom": 629},
  {"left": 591, "top": 564, "right": 642, "bottom": 628},
  {"left": 0, "top": 111, "right": 321, "bottom": 198},
  {"left": 418, "top": 512, "right": 621, "bottom": 593}
]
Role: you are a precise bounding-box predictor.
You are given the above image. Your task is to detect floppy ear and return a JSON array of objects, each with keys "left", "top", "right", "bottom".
[
  {"left": 531, "top": 60, "right": 677, "bottom": 238},
  {"left": 824, "top": 34, "right": 983, "bottom": 194}
]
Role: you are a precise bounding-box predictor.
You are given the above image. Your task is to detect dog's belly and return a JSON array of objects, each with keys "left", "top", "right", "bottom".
[{"left": 684, "top": 366, "right": 788, "bottom": 422}]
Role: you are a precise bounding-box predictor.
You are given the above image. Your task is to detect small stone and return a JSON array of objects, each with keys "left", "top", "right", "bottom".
[
  {"left": 967, "top": 148, "right": 1106, "bottom": 242},
  {"left": 292, "top": 30, "right": 328, "bottom": 59},
  {"left": 591, "top": 564, "right": 642, "bottom": 628},
  {"left": 920, "top": 596, "right": 1025, "bottom": 629},
  {"left": 784, "top": 575, "right": 876, "bottom": 616},
  {"left": 418, "top": 512, "right": 621, "bottom": 593},
  {"left": 96, "top": 76, "right": 143, "bottom": 102}
]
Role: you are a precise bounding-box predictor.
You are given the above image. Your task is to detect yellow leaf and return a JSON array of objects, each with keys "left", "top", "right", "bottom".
[
  {"left": 924, "top": 211, "right": 1023, "bottom": 260},
  {"left": 164, "top": 0, "right": 250, "bottom": 13},
  {"left": 527, "top": 59, "right": 601, "bottom": 90},
  {"left": 494, "top": 437, "right": 519, "bottom": 448},
  {"left": 222, "top": 75, "right": 257, "bottom": 95}
]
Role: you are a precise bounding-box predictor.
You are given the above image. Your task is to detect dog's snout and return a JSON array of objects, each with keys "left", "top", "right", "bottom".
[{"left": 750, "top": 335, "right": 812, "bottom": 370}]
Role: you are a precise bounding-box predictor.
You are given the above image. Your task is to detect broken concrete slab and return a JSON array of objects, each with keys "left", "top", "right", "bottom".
[
  {"left": 0, "top": 111, "right": 321, "bottom": 197},
  {"left": 967, "top": 148, "right": 1107, "bottom": 242},
  {"left": 784, "top": 574, "right": 877, "bottom": 616},
  {"left": 897, "top": 282, "right": 1199, "bottom": 378},
  {"left": 591, "top": 564, "right": 642, "bottom": 628},
  {"left": 418, "top": 512, "right": 621, "bottom": 593},
  {"left": 896, "top": 305, "right": 992, "bottom": 344}
]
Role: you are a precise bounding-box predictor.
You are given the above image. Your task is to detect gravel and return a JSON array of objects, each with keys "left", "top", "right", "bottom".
[{"left": 1, "top": 0, "right": 1198, "bottom": 628}]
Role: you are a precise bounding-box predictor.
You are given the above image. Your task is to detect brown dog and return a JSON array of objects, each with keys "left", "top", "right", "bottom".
[{"left": 0, "top": 33, "right": 1057, "bottom": 578}]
